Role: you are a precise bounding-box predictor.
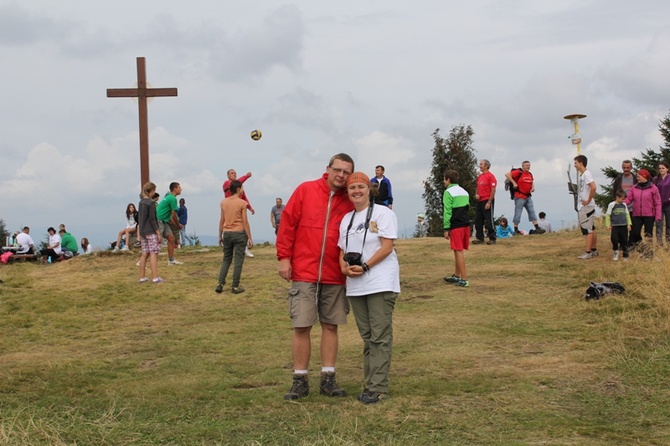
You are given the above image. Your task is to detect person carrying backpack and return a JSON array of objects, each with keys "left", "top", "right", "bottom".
[{"left": 504, "top": 161, "right": 545, "bottom": 235}]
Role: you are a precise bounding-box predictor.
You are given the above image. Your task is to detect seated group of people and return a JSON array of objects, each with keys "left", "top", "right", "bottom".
[{"left": 7, "top": 225, "right": 92, "bottom": 263}]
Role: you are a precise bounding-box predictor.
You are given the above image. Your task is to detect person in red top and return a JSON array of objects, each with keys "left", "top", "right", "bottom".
[
  {"left": 223, "top": 169, "right": 255, "bottom": 214},
  {"left": 473, "top": 159, "right": 497, "bottom": 245},
  {"left": 504, "top": 161, "right": 545, "bottom": 234},
  {"left": 223, "top": 169, "right": 256, "bottom": 257},
  {"left": 276, "top": 153, "right": 355, "bottom": 401}
]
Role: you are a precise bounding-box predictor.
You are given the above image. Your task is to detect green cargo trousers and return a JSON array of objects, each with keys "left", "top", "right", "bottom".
[{"left": 348, "top": 291, "right": 398, "bottom": 393}]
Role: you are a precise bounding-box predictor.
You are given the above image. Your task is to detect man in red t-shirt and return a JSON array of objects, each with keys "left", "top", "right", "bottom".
[
  {"left": 504, "top": 161, "right": 545, "bottom": 234},
  {"left": 473, "top": 159, "right": 497, "bottom": 245}
]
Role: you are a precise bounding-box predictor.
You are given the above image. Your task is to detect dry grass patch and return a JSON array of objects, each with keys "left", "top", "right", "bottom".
[{"left": 1, "top": 233, "right": 670, "bottom": 445}]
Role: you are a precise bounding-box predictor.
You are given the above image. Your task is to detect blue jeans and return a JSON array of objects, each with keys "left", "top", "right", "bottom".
[
  {"left": 218, "top": 231, "right": 248, "bottom": 288},
  {"left": 179, "top": 227, "right": 193, "bottom": 246},
  {"left": 513, "top": 196, "right": 537, "bottom": 225}
]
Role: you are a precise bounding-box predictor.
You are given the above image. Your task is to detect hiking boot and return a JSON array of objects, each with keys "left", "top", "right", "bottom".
[
  {"left": 454, "top": 279, "right": 469, "bottom": 288},
  {"left": 534, "top": 227, "right": 546, "bottom": 234},
  {"left": 215, "top": 284, "right": 223, "bottom": 293},
  {"left": 612, "top": 251, "right": 619, "bottom": 262},
  {"left": 319, "top": 372, "right": 347, "bottom": 397},
  {"left": 231, "top": 286, "right": 245, "bottom": 294},
  {"left": 577, "top": 252, "right": 592, "bottom": 260},
  {"left": 284, "top": 374, "right": 309, "bottom": 400},
  {"left": 591, "top": 250, "right": 599, "bottom": 257},
  {"left": 471, "top": 239, "right": 484, "bottom": 245},
  {"left": 514, "top": 228, "right": 522, "bottom": 235},
  {"left": 443, "top": 274, "right": 461, "bottom": 283},
  {"left": 486, "top": 239, "right": 496, "bottom": 245},
  {"left": 358, "top": 389, "right": 386, "bottom": 405}
]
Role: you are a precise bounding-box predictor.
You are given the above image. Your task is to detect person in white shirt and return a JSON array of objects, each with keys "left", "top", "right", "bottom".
[
  {"left": 575, "top": 155, "right": 598, "bottom": 259},
  {"left": 338, "top": 172, "right": 400, "bottom": 405},
  {"left": 537, "top": 212, "right": 552, "bottom": 233},
  {"left": 39, "top": 227, "right": 62, "bottom": 263},
  {"left": 16, "top": 226, "right": 36, "bottom": 254}
]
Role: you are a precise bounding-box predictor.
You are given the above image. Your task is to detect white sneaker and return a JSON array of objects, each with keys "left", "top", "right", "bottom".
[
  {"left": 613, "top": 251, "right": 619, "bottom": 261},
  {"left": 121, "top": 245, "right": 129, "bottom": 251},
  {"left": 168, "top": 259, "right": 184, "bottom": 265},
  {"left": 577, "top": 252, "right": 593, "bottom": 260},
  {"left": 245, "top": 247, "right": 254, "bottom": 258},
  {"left": 112, "top": 247, "right": 119, "bottom": 252}
]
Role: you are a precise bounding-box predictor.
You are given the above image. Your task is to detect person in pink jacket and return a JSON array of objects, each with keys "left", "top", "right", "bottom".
[{"left": 624, "top": 169, "right": 661, "bottom": 253}]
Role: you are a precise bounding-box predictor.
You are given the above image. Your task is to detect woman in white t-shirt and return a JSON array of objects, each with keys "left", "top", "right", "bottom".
[
  {"left": 338, "top": 171, "right": 400, "bottom": 405},
  {"left": 113, "top": 203, "right": 138, "bottom": 251}
]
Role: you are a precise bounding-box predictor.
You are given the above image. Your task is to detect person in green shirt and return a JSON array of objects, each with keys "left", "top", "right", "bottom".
[
  {"left": 59, "top": 229, "right": 79, "bottom": 255},
  {"left": 155, "top": 182, "right": 183, "bottom": 265}
]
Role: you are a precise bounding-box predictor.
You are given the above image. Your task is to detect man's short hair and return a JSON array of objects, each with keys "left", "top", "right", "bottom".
[
  {"left": 574, "top": 155, "right": 588, "bottom": 167},
  {"left": 539, "top": 212, "right": 546, "bottom": 219},
  {"left": 329, "top": 153, "right": 355, "bottom": 171},
  {"left": 444, "top": 169, "right": 459, "bottom": 183},
  {"left": 23, "top": 226, "right": 30, "bottom": 231},
  {"left": 480, "top": 159, "right": 491, "bottom": 169},
  {"left": 59, "top": 229, "right": 66, "bottom": 235},
  {"left": 375, "top": 165, "right": 385, "bottom": 172},
  {"left": 169, "top": 182, "right": 180, "bottom": 192},
  {"left": 622, "top": 160, "right": 632, "bottom": 166}
]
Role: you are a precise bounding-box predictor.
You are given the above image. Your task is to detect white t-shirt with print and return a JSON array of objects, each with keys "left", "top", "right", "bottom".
[{"left": 338, "top": 204, "right": 400, "bottom": 297}]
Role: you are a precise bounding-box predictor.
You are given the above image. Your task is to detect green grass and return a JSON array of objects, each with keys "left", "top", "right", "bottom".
[{"left": 2, "top": 232, "right": 670, "bottom": 445}]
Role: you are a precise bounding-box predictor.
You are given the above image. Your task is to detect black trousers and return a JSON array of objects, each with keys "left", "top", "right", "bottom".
[
  {"left": 630, "top": 216, "right": 654, "bottom": 247},
  {"left": 475, "top": 200, "right": 496, "bottom": 241},
  {"left": 610, "top": 226, "right": 629, "bottom": 257}
]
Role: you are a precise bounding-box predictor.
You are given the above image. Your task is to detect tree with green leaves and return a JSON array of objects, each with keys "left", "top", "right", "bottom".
[
  {"left": 421, "top": 126, "right": 478, "bottom": 236},
  {"left": 0, "top": 219, "right": 8, "bottom": 246},
  {"left": 595, "top": 110, "right": 670, "bottom": 210}
]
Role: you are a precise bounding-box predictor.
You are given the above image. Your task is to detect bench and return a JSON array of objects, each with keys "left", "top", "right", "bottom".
[{"left": 10, "top": 254, "right": 37, "bottom": 262}]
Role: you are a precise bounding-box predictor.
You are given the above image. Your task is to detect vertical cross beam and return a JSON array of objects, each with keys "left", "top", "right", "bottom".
[{"left": 107, "top": 57, "right": 178, "bottom": 187}]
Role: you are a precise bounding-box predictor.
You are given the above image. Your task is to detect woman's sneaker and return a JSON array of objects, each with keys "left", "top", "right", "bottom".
[
  {"left": 613, "top": 251, "right": 619, "bottom": 261},
  {"left": 443, "top": 274, "right": 461, "bottom": 283},
  {"left": 152, "top": 277, "right": 164, "bottom": 283},
  {"left": 454, "top": 279, "right": 469, "bottom": 287}
]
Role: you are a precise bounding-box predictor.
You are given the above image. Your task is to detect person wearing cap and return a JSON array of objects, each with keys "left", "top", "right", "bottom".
[
  {"left": 277, "top": 153, "right": 355, "bottom": 401},
  {"left": 338, "top": 171, "right": 400, "bottom": 404},
  {"left": 574, "top": 155, "right": 599, "bottom": 259},
  {"left": 415, "top": 213, "right": 428, "bottom": 237},
  {"left": 625, "top": 168, "right": 661, "bottom": 255}
]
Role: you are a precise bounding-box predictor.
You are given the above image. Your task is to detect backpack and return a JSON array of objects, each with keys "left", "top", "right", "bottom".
[{"left": 504, "top": 168, "right": 522, "bottom": 200}]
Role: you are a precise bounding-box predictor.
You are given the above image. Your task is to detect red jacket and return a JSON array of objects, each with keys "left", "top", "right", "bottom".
[{"left": 276, "top": 173, "right": 354, "bottom": 284}]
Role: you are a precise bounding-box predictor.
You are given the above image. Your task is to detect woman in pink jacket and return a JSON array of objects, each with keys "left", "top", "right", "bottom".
[{"left": 624, "top": 169, "right": 661, "bottom": 252}]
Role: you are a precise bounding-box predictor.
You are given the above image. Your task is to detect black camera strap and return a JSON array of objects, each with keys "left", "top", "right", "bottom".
[{"left": 345, "top": 202, "right": 374, "bottom": 255}]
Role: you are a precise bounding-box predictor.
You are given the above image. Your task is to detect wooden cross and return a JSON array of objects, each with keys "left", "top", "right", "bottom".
[{"left": 107, "top": 57, "right": 178, "bottom": 187}]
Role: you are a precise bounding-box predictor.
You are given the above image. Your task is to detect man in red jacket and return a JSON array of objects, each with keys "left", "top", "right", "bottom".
[{"left": 277, "top": 153, "right": 355, "bottom": 401}]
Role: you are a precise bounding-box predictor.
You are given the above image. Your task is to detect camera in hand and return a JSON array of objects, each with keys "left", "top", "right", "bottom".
[{"left": 343, "top": 252, "right": 363, "bottom": 266}]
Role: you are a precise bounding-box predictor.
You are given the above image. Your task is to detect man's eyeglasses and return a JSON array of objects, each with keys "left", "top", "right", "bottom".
[{"left": 329, "top": 167, "right": 352, "bottom": 176}]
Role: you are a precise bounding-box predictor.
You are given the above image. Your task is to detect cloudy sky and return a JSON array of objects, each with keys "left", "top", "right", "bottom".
[{"left": 2, "top": 0, "right": 670, "bottom": 249}]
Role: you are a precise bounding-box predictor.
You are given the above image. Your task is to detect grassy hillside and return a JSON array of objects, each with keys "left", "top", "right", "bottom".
[{"left": 1, "top": 231, "right": 669, "bottom": 445}]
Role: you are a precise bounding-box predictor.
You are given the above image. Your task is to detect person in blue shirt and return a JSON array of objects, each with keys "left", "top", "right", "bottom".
[{"left": 496, "top": 217, "right": 514, "bottom": 239}]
